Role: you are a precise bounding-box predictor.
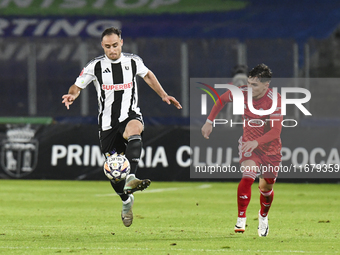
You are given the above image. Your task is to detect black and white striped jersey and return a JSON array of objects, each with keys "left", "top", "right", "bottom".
[{"left": 74, "top": 53, "right": 149, "bottom": 131}]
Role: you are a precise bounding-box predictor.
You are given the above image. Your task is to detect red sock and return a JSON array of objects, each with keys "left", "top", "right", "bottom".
[
  {"left": 237, "top": 177, "right": 255, "bottom": 217},
  {"left": 259, "top": 188, "right": 274, "bottom": 217}
]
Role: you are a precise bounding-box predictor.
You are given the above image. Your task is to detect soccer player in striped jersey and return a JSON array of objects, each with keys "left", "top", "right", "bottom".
[
  {"left": 62, "top": 27, "right": 182, "bottom": 227},
  {"left": 201, "top": 64, "right": 282, "bottom": 237}
]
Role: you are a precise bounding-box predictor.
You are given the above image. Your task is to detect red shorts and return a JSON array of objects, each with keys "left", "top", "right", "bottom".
[{"left": 239, "top": 149, "right": 281, "bottom": 184}]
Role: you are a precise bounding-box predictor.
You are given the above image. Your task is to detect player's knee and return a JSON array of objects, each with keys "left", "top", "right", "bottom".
[
  {"left": 258, "top": 180, "right": 274, "bottom": 192},
  {"left": 124, "top": 120, "right": 143, "bottom": 139},
  {"left": 259, "top": 186, "right": 273, "bottom": 196}
]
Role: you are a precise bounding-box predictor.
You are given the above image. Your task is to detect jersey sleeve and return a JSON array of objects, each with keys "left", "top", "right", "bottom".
[
  {"left": 255, "top": 93, "right": 283, "bottom": 145},
  {"left": 135, "top": 56, "right": 149, "bottom": 78},
  {"left": 207, "top": 90, "right": 233, "bottom": 122},
  {"left": 74, "top": 65, "right": 96, "bottom": 89}
]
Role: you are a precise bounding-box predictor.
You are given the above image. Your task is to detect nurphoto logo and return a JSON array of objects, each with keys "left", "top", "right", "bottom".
[{"left": 198, "top": 83, "right": 312, "bottom": 128}]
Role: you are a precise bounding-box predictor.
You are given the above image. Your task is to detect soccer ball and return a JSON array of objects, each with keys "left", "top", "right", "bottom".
[{"left": 103, "top": 154, "right": 130, "bottom": 182}]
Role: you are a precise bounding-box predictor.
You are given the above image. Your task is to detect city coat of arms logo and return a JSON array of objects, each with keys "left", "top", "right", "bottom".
[{"left": 1, "top": 124, "right": 38, "bottom": 178}]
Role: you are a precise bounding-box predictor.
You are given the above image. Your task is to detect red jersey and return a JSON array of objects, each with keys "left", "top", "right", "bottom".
[{"left": 207, "top": 85, "right": 282, "bottom": 156}]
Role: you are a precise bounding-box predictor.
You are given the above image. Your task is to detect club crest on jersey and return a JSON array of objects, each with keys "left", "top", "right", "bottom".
[{"left": 102, "top": 82, "right": 132, "bottom": 91}]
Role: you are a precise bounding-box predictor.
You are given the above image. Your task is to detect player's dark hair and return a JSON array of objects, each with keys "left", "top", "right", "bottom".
[
  {"left": 248, "top": 63, "right": 272, "bottom": 83},
  {"left": 101, "top": 27, "right": 122, "bottom": 41}
]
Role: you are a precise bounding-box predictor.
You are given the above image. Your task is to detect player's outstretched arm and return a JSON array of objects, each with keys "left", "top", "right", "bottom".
[
  {"left": 62, "top": 84, "right": 82, "bottom": 110},
  {"left": 143, "top": 70, "right": 182, "bottom": 109}
]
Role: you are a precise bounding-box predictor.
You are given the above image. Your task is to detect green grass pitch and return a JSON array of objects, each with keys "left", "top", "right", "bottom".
[{"left": 0, "top": 180, "right": 339, "bottom": 254}]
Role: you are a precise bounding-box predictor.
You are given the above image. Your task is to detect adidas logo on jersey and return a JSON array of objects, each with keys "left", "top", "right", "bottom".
[{"left": 103, "top": 68, "right": 111, "bottom": 73}]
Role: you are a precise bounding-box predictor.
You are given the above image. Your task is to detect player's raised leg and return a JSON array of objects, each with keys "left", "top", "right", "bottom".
[{"left": 123, "top": 120, "right": 151, "bottom": 194}]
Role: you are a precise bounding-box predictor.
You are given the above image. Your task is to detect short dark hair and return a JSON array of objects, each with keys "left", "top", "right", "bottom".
[
  {"left": 248, "top": 63, "right": 272, "bottom": 83},
  {"left": 101, "top": 27, "right": 122, "bottom": 41}
]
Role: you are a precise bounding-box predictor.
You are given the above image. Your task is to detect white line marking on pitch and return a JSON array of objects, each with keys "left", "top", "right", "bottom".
[{"left": 94, "top": 184, "right": 212, "bottom": 197}]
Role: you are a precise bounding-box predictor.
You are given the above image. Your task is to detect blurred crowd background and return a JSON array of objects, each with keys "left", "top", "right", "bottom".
[{"left": 1, "top": 0, "right": 340, "bottom": 124}]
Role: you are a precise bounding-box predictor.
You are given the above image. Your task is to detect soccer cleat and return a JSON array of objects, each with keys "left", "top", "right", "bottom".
[
  {"left": 121, "top": 194, "right": 134, "bottom": 227},
  {"left": 124, "top": 174, "right": 151, "bottom": 194},
  {"left": 234, "top": 217, "right": 246, "bottom": 233},
  {"left": 258, "top": 210, "right": 269, "bottom": 237}
]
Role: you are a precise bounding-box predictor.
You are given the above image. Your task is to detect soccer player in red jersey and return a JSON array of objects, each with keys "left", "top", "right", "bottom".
[{"left": 201, "top": 64, "right": 282, "bottom": 237}]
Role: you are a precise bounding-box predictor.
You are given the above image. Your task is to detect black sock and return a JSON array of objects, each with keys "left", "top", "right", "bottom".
[
  {"left": 125, "top": 135, "right": 142, "bottom": 175},
  {"left": 110, "top": 180, "right": 129, "bottom": 201}
]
